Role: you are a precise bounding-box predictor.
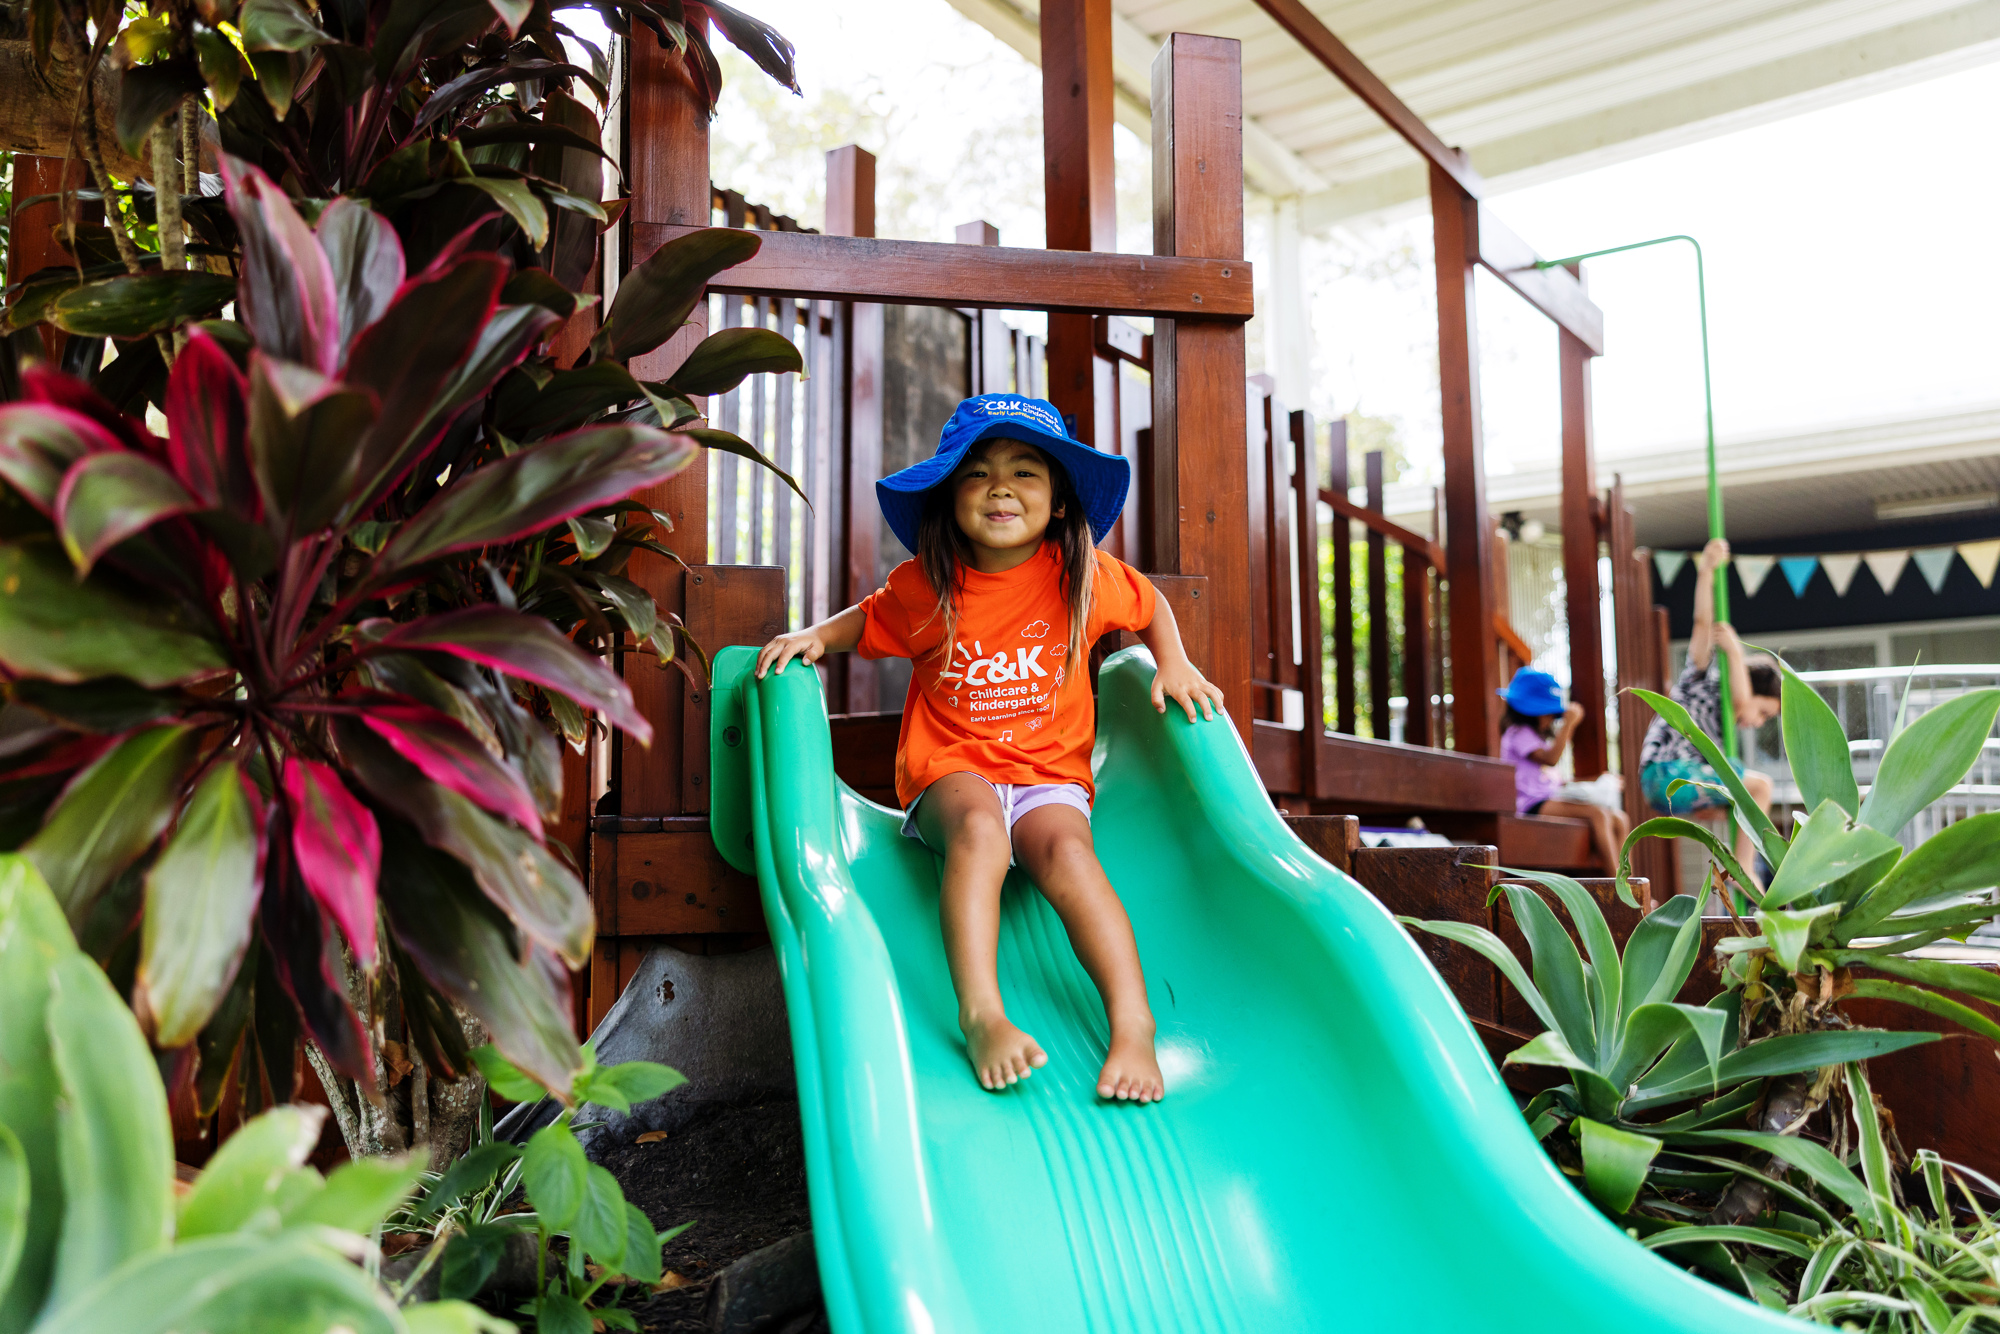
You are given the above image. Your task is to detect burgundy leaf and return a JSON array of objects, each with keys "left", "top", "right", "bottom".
[
  {"left": 369, "top": 607, "right": 650, "bottom": 743},
  {"left": 342, "top": 255, "right": 509, "bottom": 516},
  {"left": 260, "top": 814, "right": 375, "bottom": 1093},
  {"left": 0, "top": 403, "right": 124, "bottom": 515},
  {"left": 222, "top": 154, "right": 340, "bottom": 375},
  {"left": 353, "top": 696, "right": 542, "bottom": 836},
  {"left": 316, "top": 197, "right": 407, "bottom": 359},
  {"left": 283, "top": 757, "right": 383, "bottom": 972},
  {"left": 164, "top": 328, "right": 254, "bottom": 513},
  {"left": 21, "top": 365, "right": 162, "bottom": 456},
  {"left": 373, "top": 425, "right": 700, "bottom": 577},
  {"left": 54, "top": 451, "right": 201, "bottom": 575}
]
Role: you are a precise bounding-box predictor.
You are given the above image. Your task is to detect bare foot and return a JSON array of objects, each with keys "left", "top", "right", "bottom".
[
  {"left": 1096, "top": 1028, "right": 1165, "bottom": 1103},
  {"left": 962, "top": 1013, "right": 1048, "bottom": 1091}
]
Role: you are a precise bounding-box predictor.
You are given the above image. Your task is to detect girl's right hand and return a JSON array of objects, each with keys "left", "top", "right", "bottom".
[
  {"left": 756, "top": 628, "right": 829, "bottom": 679},
  {"left": 1697, "top": 537, "right": 1731, "bottom": 572}
]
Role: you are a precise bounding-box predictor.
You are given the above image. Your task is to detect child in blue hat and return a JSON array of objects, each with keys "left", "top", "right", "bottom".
[
  {"left": 756, "top": 394, "right": 1223, "bottom": 1103},
  {"left": 1499, "top": 668, "right": 1629, "bottom": 873}
]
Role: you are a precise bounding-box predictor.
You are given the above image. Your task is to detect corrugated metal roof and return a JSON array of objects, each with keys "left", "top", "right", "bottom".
[{"left": 946, "top": 0, "right": 2000, "bottom": 219}]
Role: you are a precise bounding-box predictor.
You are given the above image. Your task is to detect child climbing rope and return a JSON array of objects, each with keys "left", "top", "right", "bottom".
[
  {"left": 755, "top": 395, "right": 1222, "bottom": 1104},
  {"left": 1637, "top": 538, "right": 1783, "bottom": 880},
  {"left": 1497, "top": 668, "right": 1629, "bottom": 874}
]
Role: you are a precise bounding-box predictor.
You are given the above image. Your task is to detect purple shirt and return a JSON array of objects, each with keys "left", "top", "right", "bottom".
[{"left": 1502, "top": 724, "right": 1561, "bottom": 814}]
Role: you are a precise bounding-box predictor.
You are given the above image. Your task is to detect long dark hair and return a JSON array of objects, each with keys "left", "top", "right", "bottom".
[
  {"left": 1503, "top": 704, "right": 1555, "bottom": 737},
  {"left": 913, "top": 442, "right": 1096, "bottom": 663}
]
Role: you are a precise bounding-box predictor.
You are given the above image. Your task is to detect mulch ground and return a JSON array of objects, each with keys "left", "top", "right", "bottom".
[{"left": 595, "top": 1098, "right": 814, "bottom": 1333}]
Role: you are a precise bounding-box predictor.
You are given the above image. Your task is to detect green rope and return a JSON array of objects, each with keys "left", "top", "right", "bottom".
[{"left": 1536, "top": 236, "right": 1736, "bottom": 759}]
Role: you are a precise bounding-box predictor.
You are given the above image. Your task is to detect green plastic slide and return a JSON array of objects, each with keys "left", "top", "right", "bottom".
[{"left": 709, "top": 645, "right": 1802, "bottom": 1332}]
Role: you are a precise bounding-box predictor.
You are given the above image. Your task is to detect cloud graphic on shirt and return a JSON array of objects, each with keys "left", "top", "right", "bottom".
[{"left": 1022, "top": 620, "right": 1051, "bottom": 639}]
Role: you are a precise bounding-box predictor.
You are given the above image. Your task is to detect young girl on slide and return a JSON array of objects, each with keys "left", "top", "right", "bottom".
[{"left": 755, "top": 395, "right": 1223, "bottom": 1104}]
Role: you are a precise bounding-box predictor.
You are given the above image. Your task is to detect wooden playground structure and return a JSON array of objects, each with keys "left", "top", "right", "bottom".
[
  {"left": 581, "top": 1, "right": 1685, "bottom": 1010},
  {"left": 570, "top": 2, "right": 1990, "bottom": 1172}
]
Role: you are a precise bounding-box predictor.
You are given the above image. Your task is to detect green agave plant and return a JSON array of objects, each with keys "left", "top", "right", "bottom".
[
  {"left": 1622, "top": 655, "right": 2000, "bottom": 1056},
  {"left": 1402, "top": 872, "right": 1937, "bottom": 1219},
  {"left": 0, "top": 853, "right": 510, "bottom": 1334},
  {"left": 1642, "top": 1064, "right": 2000, "bottom": 1325}
]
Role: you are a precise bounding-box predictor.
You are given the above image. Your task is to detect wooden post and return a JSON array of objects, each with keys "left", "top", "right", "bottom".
[
  {"left": 7, "top": 155, "right": 93, "bottom": 363},
  {"left": 1431, "top": 164, "right": 1499, "bottom": 755},
  {"left": 1403, "top": 542, "right": 1432, "bottom": 747},
  {"left": 1291, "top": 409, "right": 1325, "bottom": 792},
  {"left": 1609, "top": 477, "right": 1676, "bottom": 895},
  {"left": 1560, "top": 264, "right": 1608, "bottom": 778},
  {"left": 1041, "top": 0, "right": 1117, "bottom": 449},
  {"left": 620, "top": 32, "right": 715, "bottom": 820},
  {"left": 1151, "top": 34, "right": 1252, "bottom": 748},
  {"left": 599, "top": 32, "right": 717, "bottom": 1026},
  {"left": 1328, "top": 420, "right": 1355, "bottom": 734},
  {"left": 1365, "top": 451, "right": 1390, "bottom": 740},
  {"left": 826, "top": 145, "right": 883, "bottom": 713}
]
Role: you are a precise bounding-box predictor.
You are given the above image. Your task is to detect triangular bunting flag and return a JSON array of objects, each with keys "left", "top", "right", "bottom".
[
  {"left": 1653, "top": 550, "right": 1689, "bottom": 588},
  {"left": 1863, "top": 549, "right": 1910, "bottom": 593},
  {"left": 1959, "top": 539, "right": 2000, "bottom": 589},
  {"left": 1735, "top": 554, "right": 1776, "bottom": 598},
  {"left": 1819, "top": 553, "right": 1862, "bottom": 597},
  {"left": 1911, "top": 546, "right": 1956, "bottom": 594},
  {"left": 1779, "top": 556, "right": 1820, "bottom": 597}
]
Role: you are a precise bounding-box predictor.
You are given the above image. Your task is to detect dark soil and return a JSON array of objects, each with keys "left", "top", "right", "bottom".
[{"left": 596, "top": 1098, "right": 813, "bottom": 1333}]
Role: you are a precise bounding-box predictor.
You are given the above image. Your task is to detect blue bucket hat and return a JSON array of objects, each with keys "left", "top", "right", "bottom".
[
  {"left": 1498, "top": 668, "right": 1564, "bottom": 717},
  {"left": 874, "top": 394, "right": 1131, "bottom": 553}
]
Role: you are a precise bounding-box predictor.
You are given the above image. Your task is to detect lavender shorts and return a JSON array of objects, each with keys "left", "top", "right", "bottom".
[{"left": 901, "top": 776, "right": 1092, "bottom": 865}]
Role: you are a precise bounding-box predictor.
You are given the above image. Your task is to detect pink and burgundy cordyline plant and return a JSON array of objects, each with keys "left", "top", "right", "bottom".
[{"left": 0, "top": 153, "right": 793, "bottom": 1128}]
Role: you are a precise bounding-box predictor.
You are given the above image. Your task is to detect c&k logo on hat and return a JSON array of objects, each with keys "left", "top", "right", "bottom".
[{"left": 975, "top": 398, "right": 1064, "bottom": 434}]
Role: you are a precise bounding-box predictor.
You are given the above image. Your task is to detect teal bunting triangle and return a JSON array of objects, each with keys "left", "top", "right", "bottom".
[
  {"left": 1778, "top": 556, "right": 1819, "bottom": 597},
  {"left": 1911, "top": 546, "right": 1956, "bottom": 594}
]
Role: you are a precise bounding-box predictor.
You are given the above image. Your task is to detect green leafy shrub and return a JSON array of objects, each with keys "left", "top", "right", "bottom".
[
  {"left": 0, "top": 852, "right": 507, "bottom": 1334},
  {"left": 0, "top": 158, "right": 802, "bottom": 1160}
]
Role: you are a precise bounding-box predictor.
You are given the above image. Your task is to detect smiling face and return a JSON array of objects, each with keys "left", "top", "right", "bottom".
[{"left": 947, "top": 437, "right": 1063, "bottom": 570}]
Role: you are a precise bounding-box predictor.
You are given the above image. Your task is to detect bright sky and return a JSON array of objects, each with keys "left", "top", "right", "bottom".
[{"left": 626, "top": 1, "right": 2000, "bottom": 484}]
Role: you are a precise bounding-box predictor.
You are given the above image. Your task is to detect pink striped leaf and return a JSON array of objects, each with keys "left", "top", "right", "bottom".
[
  {"left": 164, "top": 327, "right": 254, "bottom": 514},
  {"left": 54, "top": 450, "right": 201, "bottom": 575},
  {"left": 283, "top": 757, "right": 384, "bottom": 971},
  {"left": 223, "top": 155, "right": 340, "bottom": 374},
  {"left": 353, "top": 695, "right": 542, "bottom": 837},
  {"left": 0, "top": 403, "right": 123, "bottom": 515},
  {"left": 369, "top": 607, "right": 650, "bottom": 743},
  {"left": 372, "top": 424, "right": 699, "bottom": 577}
]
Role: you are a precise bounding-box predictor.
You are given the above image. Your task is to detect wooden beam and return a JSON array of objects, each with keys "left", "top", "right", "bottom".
[
  {"left": 1471, "top": 203, "right": 1604, "bottom": 355},
  {"left": 1317, "top": 490, "right": 1445, "bottom": 572},
  {"left": 631, "top": 224, "right": 1251, "bottom": 319},
  {"left": 1432, "top": 166, "right": 1500, "bottom": 757},
  {"left": 1151, "top": 33, "right": 1253, "bottom": 751},
  {"left": 1043, "top": 0, "right": 1118, "bottom": 448},
  {"left": 1243, "top": 0, "right": 1479, "bottom": 200},
  {"left": 1560, "top": 268, "right": 1608, "bottom": 779},
  {"left": 1234, "top": 8, "right": 1602, "bottom": 349}
]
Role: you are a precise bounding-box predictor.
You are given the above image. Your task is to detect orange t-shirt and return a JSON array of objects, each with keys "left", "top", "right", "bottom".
[{"left": 856, "top": 543, "right": 1157, "bottom": 806}]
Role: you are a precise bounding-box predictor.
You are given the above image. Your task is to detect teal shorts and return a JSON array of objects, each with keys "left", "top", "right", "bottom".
[{"left": 1641, "top": 756, "right": 1744, "bottom": 815}]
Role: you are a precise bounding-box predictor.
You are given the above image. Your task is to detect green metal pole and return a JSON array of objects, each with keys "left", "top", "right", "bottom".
[{"left": 1536, "top": 235, "right": 1736, "bottom": 759}]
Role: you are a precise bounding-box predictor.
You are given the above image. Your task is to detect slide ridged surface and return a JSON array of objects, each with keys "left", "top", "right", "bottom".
[{"left": 709, "top": 646, "right": 1804, "bottom": 1333}]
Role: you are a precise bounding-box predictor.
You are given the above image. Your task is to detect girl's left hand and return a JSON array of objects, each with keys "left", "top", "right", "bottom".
[{"left": 1152, "top": 661, "right": 1225, "bottom": 723}]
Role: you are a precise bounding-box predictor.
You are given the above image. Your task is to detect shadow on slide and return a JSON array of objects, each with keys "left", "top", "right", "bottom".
[{"left": 708, "top": 644, "right": 1803, "bottom": 1333}]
